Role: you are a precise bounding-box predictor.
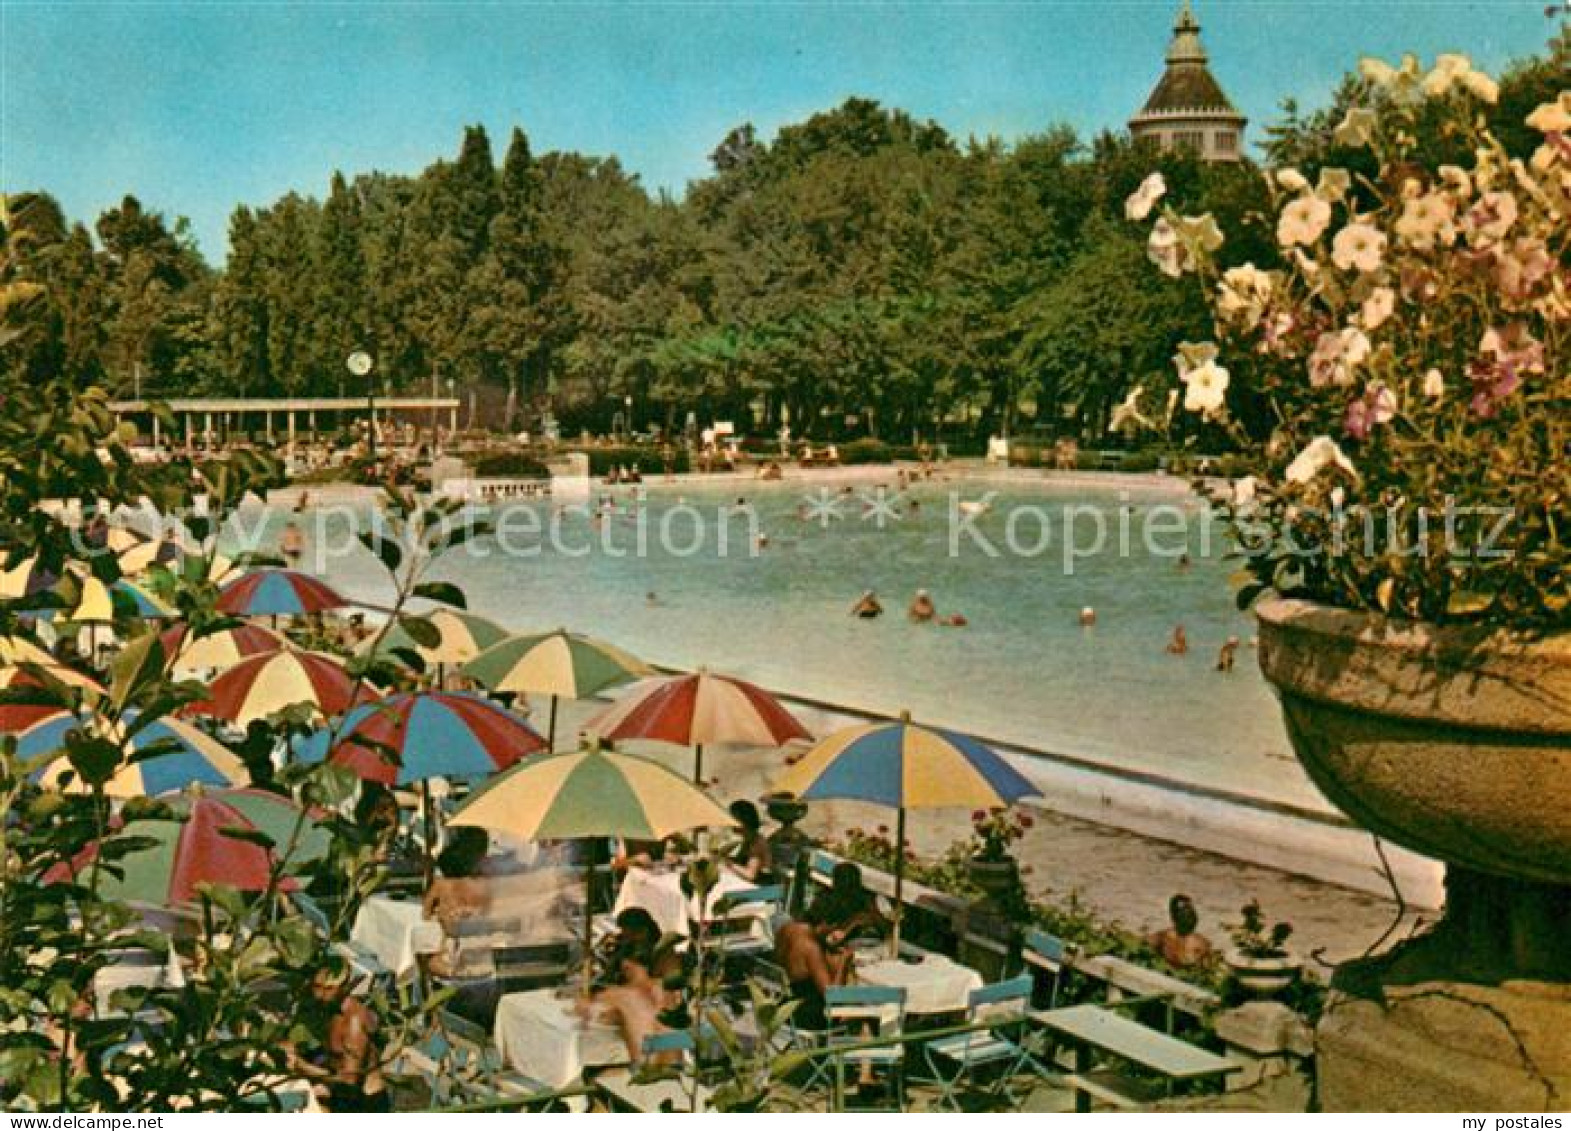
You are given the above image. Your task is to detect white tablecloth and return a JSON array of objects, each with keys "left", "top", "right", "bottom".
[
  {"left": 494, "top": 988, "right": 628, "bottom": 1089},
  {"left": 859, "top": 954, "right": 984, "bottom": 1015},
  {"left": 350, "top": 895, "right": 443, "bottom": 976},
  {"left": 612, "top": 866, "right": 761, "bottom": 937}
]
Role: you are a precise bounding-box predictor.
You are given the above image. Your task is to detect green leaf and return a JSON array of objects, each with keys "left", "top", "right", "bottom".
[
  {"left": 396, "top": 615, "right": 441, "bottom": 648},
  {"left": 358, "top": 529, "right": 403, "bottom": 575},
  {"left": 412, "top": 581, "right": 466, "bottom": 610}
]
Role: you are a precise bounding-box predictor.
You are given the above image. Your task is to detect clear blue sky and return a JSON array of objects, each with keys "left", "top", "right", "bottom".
[{"left": 1, "top": 1, "right": 1560, "bottom": 262}]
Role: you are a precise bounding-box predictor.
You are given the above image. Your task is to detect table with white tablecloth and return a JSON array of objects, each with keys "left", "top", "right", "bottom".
[
  {"left": 494, "top": 987, "right": 629, "bottom": 1090},
  {"left": 858, "top": 954, "right": 984, "bottom": 1015},
  {"left": 611, "top": 865, "right": 764, "bottom": 937},
  {"left": 350, "top": 895, "right": 443, "bottom": 976}
]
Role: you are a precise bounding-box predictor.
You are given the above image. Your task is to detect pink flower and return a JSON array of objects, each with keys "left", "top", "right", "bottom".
[
  {"left": 1468, "top": 323, "right": 1544, "bottom": 416},
  {"left": 1344, "top": 383, "right": 1398, "bottom": 439}
]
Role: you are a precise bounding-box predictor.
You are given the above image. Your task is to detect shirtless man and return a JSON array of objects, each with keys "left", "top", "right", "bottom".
[
  {"left": 584, "top": 962, "right": 670, "bottom": 1064},
  {"left": 1147, "top": 894, "right": 1214, "bottom": 969},
  {"left": 1166, "top": 624, "right": 1189, "bottom": 655},
  {"left": 908, "top": 589, "right": 936, "bottom": 623}
]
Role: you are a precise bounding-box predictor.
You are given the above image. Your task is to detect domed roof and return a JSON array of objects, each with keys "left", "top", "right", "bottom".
[{"left": 1131, "top": 2, "right": 1245, "bottom": 123}]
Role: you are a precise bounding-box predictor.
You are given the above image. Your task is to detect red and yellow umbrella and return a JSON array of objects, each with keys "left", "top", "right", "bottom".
[
  {"left": 158, "top": 622, "right": 285, "bottom": 677},
  {"left": 586, "top": 669, "right": 811, "bottom": 782},
  {"left": 186, "top": 649, "right": 372, "bottom": 727}
]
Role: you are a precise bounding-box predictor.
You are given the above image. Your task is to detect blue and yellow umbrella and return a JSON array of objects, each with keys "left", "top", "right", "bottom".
[{"left": 773, "top": 711, "right": 1040, "bottom": 950}]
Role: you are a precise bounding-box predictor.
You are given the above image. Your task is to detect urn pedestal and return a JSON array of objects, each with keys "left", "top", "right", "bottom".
[{"left": 1255, "top": 599, "right": 1571, "bottom": 1111}]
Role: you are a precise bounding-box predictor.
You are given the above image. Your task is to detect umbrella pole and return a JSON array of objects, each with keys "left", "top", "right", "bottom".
[
  {"left": 548, "top": 696, "right": 559, "bottom": 751},
  {"left": 583, "top": 840, "right": 597, "bottom": 997},
  {"left": 693, "top": 743, "right": 704, "bottom": 784},
  {"left": 420, "top": 780, "right": 436, "bottom": 887},
  {"left": 891, "top": 808, "right": 906, "bottom": 958}
]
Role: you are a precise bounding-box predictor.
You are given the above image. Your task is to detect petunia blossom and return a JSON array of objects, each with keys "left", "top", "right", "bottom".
[
  {"left": 1217, "top": 264, "right": 1275, "bottom": 330},
  {"left": 1309, "top": 327, "right": 1372, "bottom": 387},
  {"left": 1333, "top": 107, "right": 1379, "bottom": 148},
  {"left": 1394, "top": 192, "right": 1456, "bottom": 249},
  {"left": 1526, "top": 93, "right": 1571, "bottom": 134},
  {"left": 1181, "top": 360, "right": 1231, "bottom": 419},
  {"left": 1284, "top": 436, "right": 1358, "bottom": 485},
  {"left": 1147, "top": 216, "right": 1184, "bottom": 278},
  {"left": 1422, "top": 368, "right": 1446, "bottom": 400},
  {"left": 1331, "top": 222, "right": 1387, "bottom": 273},
  {"left": 1124, "top": 173, "right": 1167, "bottom": 222},
  {"left": 1360, "top": 286, "right": 1396, "bottom": 331},
  {"left": 1344, "top": 383, "right": 1398, "bottom": 440},
  {"left": 1278, "top": 195, "right": 1332, "bottom": 247},
  {"left": 1464, "top": 191, "right": 1519, "bottom": 246}
]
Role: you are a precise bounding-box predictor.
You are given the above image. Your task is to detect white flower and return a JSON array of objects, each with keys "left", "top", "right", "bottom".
[
  {"left": 1332, "top": 222, "right": 1387, "bottom": 273},
  {"left": 1360, "top": 286, "right": 1396, "bottom": 331},
  {"left": 1362, "top": 54, "right": 1425, "bottom": 104},
  {"left": 1233, "top": 476, "right": 1257, "bottom": 506},
  {"left": 1285, "top": 436, "right": 1358, "bottom": 485},
  {"left": 1217, "top": 263, "right": 1275, "bottom": 329},
  {"left": 1394, "top": 192, "right": 1457, "bottom": 249},
  {"left": 1423, "top": 53, "right": 1473, "bottom": 97},
  {"left": 1278, "top": 195, "right": 1332, "bottom": 247},
  {"left": 1316, "top": 168, "right": 1352, "bottom": 202},
  {"left": 1147, "top": 216, "right": 1183, "bottom": 278},
  {"left": 1438, "top": 165, "right": 1473, "bottom": 198},
  {"left": 1276, "top": 168, "right": 1310, "bottom": 194},
  {"left": 1526, "top": 93, "right": 1571, "bottom": 134},
  {"left": 1359, "top": 57, "right": 1398, "bottom": 86},
  {"left": 1174, "top": 213, "right": 1225, "bottom": 258},
  {"left": 1109, "top": 386, "right": 1153, "bottom": 435},
  {"left": 1422, "top": 368, "right": 1446, "bottom": 399},
  {"left": 1462, "top": 70, "right": 1499, "bottom": 105},
  {"left": 1309, "top": 327, "right": 1372, "bottom": 387},
  {"left": 1333, "top": 108, "right": 1379, "bottom": 148},
  {"left": 1125, "top": 173, "right": 1167, "bottom": 221},
  {"left": 1181, "top": 360, "right": 1231, "bottom": 419}
]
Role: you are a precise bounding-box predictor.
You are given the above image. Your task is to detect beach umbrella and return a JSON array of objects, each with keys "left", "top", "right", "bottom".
[
  {"left": 215, "top": 569, "right": 348, "bottom": 618},
  {"left": 586, "top": 669, "right": 811, "bottom": 783},
  {"left": 772, "top": 712, "right": 1040, "bottom": 953},
  {"left": 0, "top": 555, "right": 59, "bottom": 599},
  {"left": 366, "top": 609, "right": 510, "bottom": 669},
  {"left": 157, "top": 622, "right": 285, "bottom": 678},
  {"left": 185, "top": 649, "right": 371, "bottom": 728},
  {"left": 463, "top": 629, "right": 651, "bottom": 750},
  {"left": 0, "top": 634, "right": 58, "bottom": 667},
  {"left": 66, "top": 576, "right": 175, "bottom": 623},
  {"left": 296, "top": 690, "right": 545, "bottom": 787},
  {"left": 119, "top": 536, "right": 239, "bottom": 583},
  {"left": 0, "top": 661, "right": 102, "bottom": 693},
  {"left": 43, "top": 788, "right": 327, "bottom": 905},
  {"left": 450, "top": 743, "right": 736, "bottom": 990},
  {"left": 18, "top": 709, "right": 248, "bottom": 797}
]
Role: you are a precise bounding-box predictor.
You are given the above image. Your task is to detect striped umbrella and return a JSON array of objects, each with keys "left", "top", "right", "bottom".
[
  {"left": 367, "top": 609, "right": 510, "bottom": 669},
  {"left": 158, "top": 622, "right": 285, "bottom": 678},
  {"left": 297, "top": 691, "right": 545, "bottom": 787},
  {"left": 19, "top": 709, "right": 248, "bottom": 797},
  {"left": 43, "top": 789, "right": 326, "bottom": 905},
  {"left": 66, "top": 576, "right": 175, "bottom": 623},
  {"left": 463, "top": 629, "right": 651, "bottom": 750},
  {"left": 119, "top": 536, "right": 239, "bottom": 583},
  {"left": 0, "top": 555, "right": 59, "bottom": 599},
  {"left": 773, "top": 712, "right": 1040, "bottom": 952},
  {"left": 451, "top": 744, "right": 736, "bottom": 989},
  {"left": 0, "top": 661, "right": 102, "bottom": 693},
  {"left": 215, "top": 569, "right": 348, "bottom": 618},
  {"left": 0, "top": 634, "right": 58, "bottom": 667},
  {"left": 586, "top": 669, "right": 811, "bottom": 782},
  {"left": 186, "top": 649, "right": 371, "bottom": 727}
]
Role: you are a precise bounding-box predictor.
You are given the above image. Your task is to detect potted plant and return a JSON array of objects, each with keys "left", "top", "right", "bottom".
[
  {"left": 1129, "top": 57, "right": 1571, "bottom": 985},
  {"left": 967, "top": 806, "right": 1032, "bottom": 904},
  {"left": 1225, "top": 899, "right": 1301, "bottom": 997}
]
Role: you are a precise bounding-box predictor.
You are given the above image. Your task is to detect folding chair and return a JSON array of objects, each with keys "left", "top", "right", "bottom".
[
  {"left": 922, "top": 975, "right": 1057, "bottom": 1111},
  {"left": 1021, "top": 928, "right": 1075, "bottom": 1011},
  {"left": 825, "top": 985, "right": 907, "bottom": 1112}
]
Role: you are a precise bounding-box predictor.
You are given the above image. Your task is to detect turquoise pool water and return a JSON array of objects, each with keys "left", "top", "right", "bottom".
[{"left": 238, "top": 476, "right": 1320, "bottom": 812}]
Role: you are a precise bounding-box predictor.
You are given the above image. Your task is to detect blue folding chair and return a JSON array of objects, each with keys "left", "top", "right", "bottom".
[
  {"left": 922, "top": 975, "right": 1057, "bottom": 1110},
  {"left": 825, "top": 985, "right": 907, "bottom": 1111},
  {"left": 1022, "top": 928, "right": 1075, "bottom": 1010}
]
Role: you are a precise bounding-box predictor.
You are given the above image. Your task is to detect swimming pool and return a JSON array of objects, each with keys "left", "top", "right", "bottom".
[{"left": 245, "top": 473, "right": 1320, "bottom": 812}]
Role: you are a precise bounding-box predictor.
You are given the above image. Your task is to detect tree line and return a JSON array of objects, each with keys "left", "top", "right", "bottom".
[{"left": 3, "top": 33, "right": 1563, "bottom": 448}]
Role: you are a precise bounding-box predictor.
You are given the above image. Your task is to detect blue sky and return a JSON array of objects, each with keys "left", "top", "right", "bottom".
[{"left": 1, "top": 1, "right": 1560, "bottom": 262}]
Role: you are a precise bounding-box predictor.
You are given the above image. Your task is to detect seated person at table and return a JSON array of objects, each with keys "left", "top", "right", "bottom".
[
  {"left": 726, "top": 800, "right": 775, "bottom": 883},
  {"left": 423, "top": 829, "right": 494, "bottom": 977},
  {"left": 604, "top": 907, "right": 683, "bottom": 985},
  {"left": 612, "top": 836, "right": 668, "bottom": 875},
  {"left": 774, "top": 864, "right": 886, "bottom": 1031},
  {"left": 582, "top": 960, "right": 671, "bottom": 1066},
  {"left": 295, "top": 956, "right": 389, "bottom": 1112}
]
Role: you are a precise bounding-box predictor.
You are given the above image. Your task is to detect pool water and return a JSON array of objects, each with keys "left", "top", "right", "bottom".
[{"left": 239, "top": 476, "right": 1321, "bottom": 812}]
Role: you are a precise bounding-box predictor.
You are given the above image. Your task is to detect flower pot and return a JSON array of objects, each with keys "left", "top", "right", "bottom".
[
  {"left": 1225, "top": 949, "right": 1302, "bottom": 998},
  {"left": 1255, "top": 598, "right": 1571, "bottom": 885},
  {"left": 968, "top": 856, "right": 1020, "bottom": 903},
  {"left": 764, "top": 793, "right": 808, "bottom": 830}
]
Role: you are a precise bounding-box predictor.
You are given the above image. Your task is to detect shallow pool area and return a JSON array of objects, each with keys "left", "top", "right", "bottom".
[{"left": 237, "top": 474, "right": 1324, "bottom": 813}]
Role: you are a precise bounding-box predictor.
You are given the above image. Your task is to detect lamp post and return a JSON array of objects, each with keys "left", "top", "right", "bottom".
[{"left": 347, "top": 350, "right": 374, "bottom": 458}]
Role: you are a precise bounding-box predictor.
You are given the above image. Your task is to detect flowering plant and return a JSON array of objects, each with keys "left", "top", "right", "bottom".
[
  {"left": 1132, "top": 56, "right": 1569, "bottom": 630},
  {"left": 1228, "top": 899, "right": 1295, "bottom": 959},
  {"left": 969, "top": 806, "right": 1033, "bottom": 862}
]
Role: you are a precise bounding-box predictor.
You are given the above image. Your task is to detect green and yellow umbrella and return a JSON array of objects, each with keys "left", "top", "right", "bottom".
[
  {"left": 451, "top": 744, "right": 735, "bottom": 988},
  {"left": 462, "top": 629, "right": 651, "bottom": 749},
  {"left": 367, "top": 608, "right": 510, "bottom": 670}
]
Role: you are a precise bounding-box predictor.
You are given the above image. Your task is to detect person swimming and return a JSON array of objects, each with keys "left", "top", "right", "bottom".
[
  {"left": 1166, "top": 624, "right": 1189, "bottom": 655},
  {"left": 850, "top": 591, "right": 883, "bottom": 619},
  {"left": 908, "top": 589, "right": 936, "bottom": 623},
  {"left": 1216, "top": 636, "right": 1240, "bottom": 672},
  {"left": 1079, "top": 606, "right": 1097, "bottom": 628}
]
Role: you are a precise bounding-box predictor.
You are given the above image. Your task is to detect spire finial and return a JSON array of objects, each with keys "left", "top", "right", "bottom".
[{"left": 1167, "top": 0, "right": 1207, "bottom": 64}]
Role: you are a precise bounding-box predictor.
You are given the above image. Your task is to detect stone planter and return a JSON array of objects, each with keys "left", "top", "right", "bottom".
[
  {"left": 1225, "top": 949, "right": 1302, "bottom": 998},
  {"left": 967, "top": 856, "right": 1020, "bottom": 904},
  {"left": 1255, "top": 598, "right": 1571, "bottom": 884},
  {"left": 1255, "top": 597, "right": 1571, "bottom": 983}
]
